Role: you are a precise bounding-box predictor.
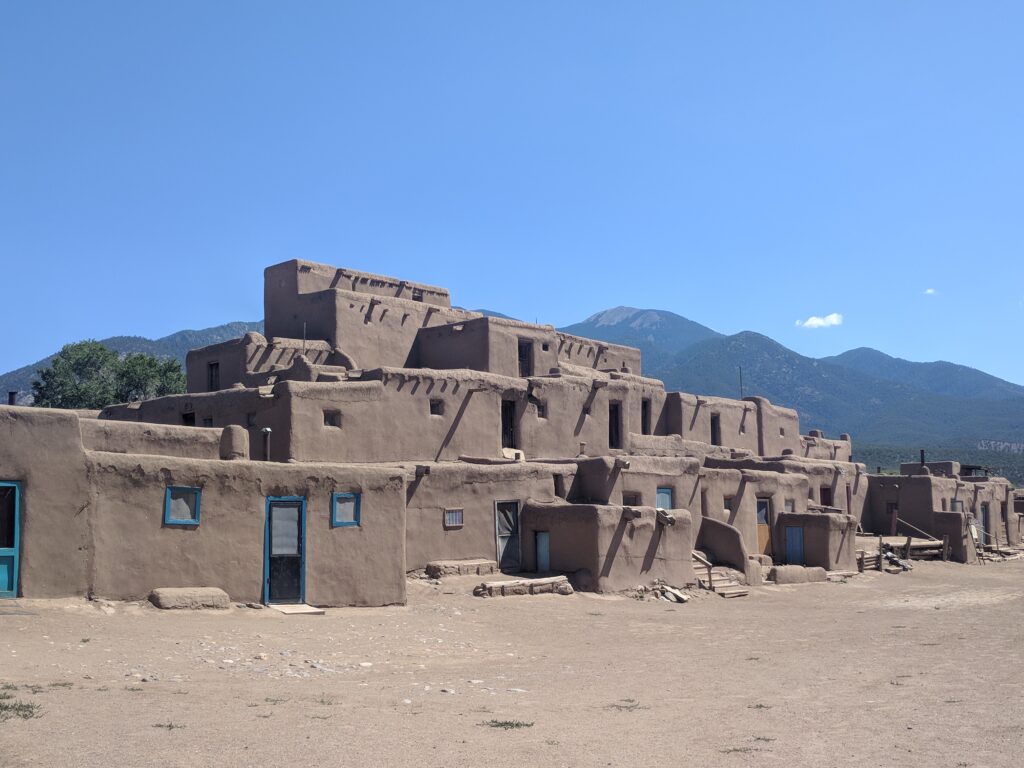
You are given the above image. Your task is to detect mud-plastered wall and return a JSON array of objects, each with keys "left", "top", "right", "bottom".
[
  {"left": 0, "top": 407, "right": 91, "bottom": 597},
  {"left": 86, "top": 453, "right": 407, "bottom": 606}
]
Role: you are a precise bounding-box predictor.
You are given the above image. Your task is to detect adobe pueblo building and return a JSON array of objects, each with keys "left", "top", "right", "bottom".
[{"left": 0, "top": 260, "right": 1012, "bottom": 605}]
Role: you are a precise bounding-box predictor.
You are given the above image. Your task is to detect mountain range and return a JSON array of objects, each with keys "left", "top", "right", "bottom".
[{"left": 3, "top": 308, "right": 1022, "bottom": 481}]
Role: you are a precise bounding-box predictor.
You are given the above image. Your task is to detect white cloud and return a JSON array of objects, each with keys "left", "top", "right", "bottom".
[
  {"left": 924, "top": 288, "right": 937, "bottom": 295},
  {"left": 795, "top": 312, "right": 843, "bottom": 329}
]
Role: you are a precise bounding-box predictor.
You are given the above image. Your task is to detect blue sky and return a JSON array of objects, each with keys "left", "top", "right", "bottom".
[{"left": 2, "top": 2, "right": 1023, "bottom": 382}]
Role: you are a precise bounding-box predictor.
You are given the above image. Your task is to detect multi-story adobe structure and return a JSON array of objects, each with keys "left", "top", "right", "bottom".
[
  {"left": 862, "top": 458, "right": 1020, "bottom": 562},
  {"left": 0, "top": 259, "right": 944, "bottom": 606}
]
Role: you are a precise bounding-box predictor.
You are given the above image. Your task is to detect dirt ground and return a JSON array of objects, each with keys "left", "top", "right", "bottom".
[{"left": 1, "top": 561, "right": 1022, "bottom": 768}]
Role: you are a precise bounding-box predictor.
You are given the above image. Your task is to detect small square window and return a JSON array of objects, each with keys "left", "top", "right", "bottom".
[
  {"left": 324, "top": 410, "right": 342, "bottom": 428},
  {"left": 202, "top": 417, "right": 214, "bottom": 428},
  {"left": 542, "top": 343, "right": 550, "bottom": 352},
  {"left": 535, "top": 401, "right": 547, "bottom": 419},
  {"left": 430, "top": 399, "right": 445, "bottom": 416},
  {"left": 181, "top": 412, "right": 195, "bottom": 427},
  {"left": 622, "top": 492, "right": 641, "bottom": 506},
  {"left": 444, "top": 508, "right": 464, "bottom": 529},
  {"left": 164, "top": 487, "right": 201, "bottom": 526},
  {"left": 331, "top": 492, "right": 361, "bottom": 527},
  {"left": 412, "top": 288, "right": 424, "bottom": 302}
]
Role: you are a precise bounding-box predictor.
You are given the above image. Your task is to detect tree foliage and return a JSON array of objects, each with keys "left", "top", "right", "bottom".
[{"left": 31, "top": 341, "right": 185, "bottom": 409}]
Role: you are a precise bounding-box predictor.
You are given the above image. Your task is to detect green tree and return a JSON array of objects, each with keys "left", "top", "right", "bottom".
[
  {"left": 31, "top": 341, "right": 185, "bottom": 409},
  {"left": 116, "top": 353, "right": 186, "bottom": 403}
]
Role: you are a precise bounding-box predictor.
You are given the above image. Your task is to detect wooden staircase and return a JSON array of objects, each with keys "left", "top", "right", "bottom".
[{"left": 693, "top": 553, "right": 748, "bottom": 598}]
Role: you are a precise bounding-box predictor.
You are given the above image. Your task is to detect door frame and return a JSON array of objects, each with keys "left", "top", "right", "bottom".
[
  {"left": 756, "top": 496, "right": 774, "bottom": 557},
  {"left": 0, "top": 481, "right": 21, "bottom": 599},
  {"left": 493, "top": 499, "right": 521, "bottom": 570},
  {"left": 263, "top": 496, "right": 307, "bottom": 604}
]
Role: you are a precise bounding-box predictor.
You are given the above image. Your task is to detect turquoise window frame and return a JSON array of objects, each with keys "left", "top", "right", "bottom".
[
  {"left": 331, "top": 492, "right": 361, "bottom": 528},
  {"left": 656, "top": 487, "right": 674, "bottom": 509},
  {"left": 163, "top": 486, "right": 202, "bottom": 526}
]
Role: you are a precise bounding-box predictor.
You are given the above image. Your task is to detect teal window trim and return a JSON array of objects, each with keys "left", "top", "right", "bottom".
[
  {"left": 331, "top": 492, "right": 361, "bottom": 528},
  {"left": 656, "top": 487, "right": 674, "bottom": 509},
  {"left": 163, "top": 486, "right": 201, "bottom": 526}
]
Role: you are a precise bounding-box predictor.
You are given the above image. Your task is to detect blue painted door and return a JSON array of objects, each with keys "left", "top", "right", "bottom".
[
  {"left": 656, "top": 487, "right": 674, "bottom": 509},
  {"left": 0, "top": 482, "right": 21, "bottom": 599},
  {"left": 785, "top": 526, "right": 804, "bottom": 566},
  {"left": 535, "top": 531, "right": 550, "bottom": 573}
]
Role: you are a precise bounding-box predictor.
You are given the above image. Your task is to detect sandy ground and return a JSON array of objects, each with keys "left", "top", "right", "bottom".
[{"left": 1, "top": 561, "right": 1023, "bottom": 768}]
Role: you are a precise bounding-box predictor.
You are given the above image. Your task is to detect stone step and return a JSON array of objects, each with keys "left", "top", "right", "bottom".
[{"left": 425, "top": 559, "right": 498, "bottom": 579}]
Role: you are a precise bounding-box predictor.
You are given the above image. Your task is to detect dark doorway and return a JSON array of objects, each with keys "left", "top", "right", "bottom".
[
  {"left": 608, "top": 402, "right": 622, "bottom": 449},
  {"left": 207, "top": 362, "right": 220, "bottom": 392},
  {"left": 710, "top": 413, "right": 722, "bottom": 446},
  {"left": 495, "top": 501, "right": 521, "bottom": 571},
  {"left": 641, "top": 398, "right": 652, "bottom": 436},
  {"left": 0, "top": 483, "right": 20, "bottom": 598},
  {"left": 265, "top": 498, "right": 305, "bottom": 604},
  {"left": 820, "top": 486, "right": 834, "bottom": 507},
  {"left": 517, "top": 340, "right": 534, "bottom": 378},
  {"left": 181, "top": 412, "right": 196, "bottom": 427},
  {"left": 501, "top": 400, "right": 517, "bottom": 450}
]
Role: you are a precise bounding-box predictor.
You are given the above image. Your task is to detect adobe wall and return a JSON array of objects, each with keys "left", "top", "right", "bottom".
[
  {"left": 403, "top": 460, "right": 569, "bottom": 570},
  {"left": 186, "top": 333, "right": 334, "bottom": 393},
  {"left": 100, "top": 387, "right": 291, "bottom": 461},
  {"left": 571, "top": 456, "right": 701, "bottom": 509},
  {"left": 743, "top": 397, "right": 802, "bottom": 456},
  {"left": 85, "top": 453, "right": 407, "bottom": 606},
  {"left": 801, "top": 433, "right": 854, "bottom": 462},
  {"left": 265, "top": 260, "right": 451, "bottom": 314},
  {"left": 413, "top": 319, "right": 491, "bottom": 372},
  {"left": 556, "top": 333, "right": 642, "bottom": 373},
  {"left": 520, "top": 501, "right": 695, "bottom": 591},
  {"left": 0, "top": 407, "right": 91, "bottom": 597},
  {"left": 774, "top": 511, "right": 857, "bottom": 570},
  {"left": 266, "top": 285, "right": 476, "bottom": 370},
  {"left": 80, "top": 419, "right": 222, "bottom": 460},
  {"left": 666, "top": 394, "right": 761, "bottom": 454}
]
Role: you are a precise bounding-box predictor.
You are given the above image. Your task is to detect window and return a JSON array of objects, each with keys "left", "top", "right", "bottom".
[
  {"left": 202, "top": 417, "right": 214, "bottom": 428},
  {"left": 207, "top": 362, "right": 220, "bottom": 392},
  {"left": 324, "top": 410, "right": 342, "bottom": 428},
  {"left": 820, "top": 486, "right": 834, "bottom": 507},
  {"left": 429, "top": 399, "right": 445, "bottom": 416},
  {"left": 541, "top": 343, "right": 550, "bottom": 352},
  {"left": 164, "top": 487, "right": 201, "bottom": 526},
  {"left": 535, "top": 401, "right": 547, "bottom": 419},
  {"left": 756, "top": 498, "right": 772, "bottom": 525},
  {"left": 641, "top": 399, "right": 651, "bottom": 436},
  {"left": 784, "top": 499, "right": 795, "bottom": 514},
  {"left": 443, "top": 508, "right": 464, "bottom": 529},
  {"left": 780, "top": 427, "right": 786, "bottom": 437},
  {"left": 246, "top": 412, "right": 257, "bottom": 427},
  {"left": 941, "top": 498, "right": 948, "bottom": 511},
  {"left": 412, "top": 288, "right": 424, "bottom": 302},
  {"left": 656, "top": 487, "right": 674, "bottom": 509},
  {"left": 181, "top": 412, "right": 195, "bottom": 427},
  {"left": 331, "top": 492, "right": 361, "bottom": 527},
  {"left": 724, "top": 496, "right": 733, "bottom": 513},
  {"left": 710, "top": 414, "right": 722, "bottom": 446},
  {"left": 623, "top": 492, "right": 642, "bottom": 506},
  {"left": 609, "top": 401, "right": 622, "bottom": 449}
]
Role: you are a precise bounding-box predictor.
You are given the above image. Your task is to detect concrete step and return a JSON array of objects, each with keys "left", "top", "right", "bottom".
[{"left": 716, "top": 587, "right": 749, "bottom": 598}]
